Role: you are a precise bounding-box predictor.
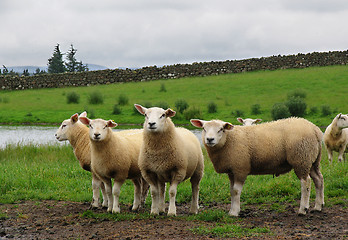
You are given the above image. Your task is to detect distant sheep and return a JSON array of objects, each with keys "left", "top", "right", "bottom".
[
  {"left": 135, "top": 104, "right": 204, "bottom": 216},
  {"left": 79, "top": 116, "right": 149, "bottom": 213},
  {"left": 323, "top": 113, "right": 348, "bottom": 163},
  {"left": 237, "top": 118, "right": 262, "bottom": 126},
  {"left": 55, "top": 112, "right": 107, "bottom": 208},
  {"left": 191, "top": 117, "right": 324, "bottom": 216}
]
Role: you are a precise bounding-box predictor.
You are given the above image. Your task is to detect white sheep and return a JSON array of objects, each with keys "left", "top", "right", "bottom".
[
  {"left": 237, "top": 118, "right": 262, "bottom": 126},
  {"left": 323, "top": 113, "right": 348, "bottom": 163},
  {"left": 134, "top": 104, "right": 204, "bottom": 216},
  {"left": 79, "top": 116, "right": 149, "bottom": 213},
  {"left": 191, "top": 117, "right": 324, "bottom": 216},
  {"left": 55, "top": 112, "right": 108, "bottom": 208}
]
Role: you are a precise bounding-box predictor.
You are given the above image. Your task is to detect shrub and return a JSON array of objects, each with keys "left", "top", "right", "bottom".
[
  {"left": 118, "top": 94, "right": 129, "bottom": 106},
  {"left": 66, "top": 91, "right": 80, "bottom": 104},
  {"left": 88, "top": 91, "right": 104, "bottom": 105},
  {"left": 112, "top": 104, "right": 121, "bottom": 115},
  {"left": 271, "top": 103, "right": 291, "bottom": 120},
  {"left": 159, "top": 83, "right": 167, "bottom": 92},
  {"left": 251, "top": 104, "right": 261, "bottom": 115},
  {"left": 287, "top": 89, "right": 307, "bottom": 99},
  {"left": 175, "top": 99, "right": 189, "bottom": 114},
  {"left": 321, "top": 105, "right": 332, "bottom": 116},
  {"left": 207, "top": 101, "right": 217, "bottom": 113},
  {"left": 157, "top": 101, "right": 170, "bottom": 109},
  {"left": 233, "top": 109, "right": 245, "bottom": 117},
  {"left": 184, "top": 107, "right": 202, "bottom": 120},
  {"left": 286, "top": 96, "right": 307, "bottom": 117},
  {"left": 309, "top": 106, "right": 318, "bottom": 115}
]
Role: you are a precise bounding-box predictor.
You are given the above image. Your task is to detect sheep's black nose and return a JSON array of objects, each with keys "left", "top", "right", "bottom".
[
  {"left": 206, "top": 138, "right": 214, "bottom": 143},
  {"left": 148, "top": 122, "right": 156, "bottom": 128},
  {"left": 94, "top": 133, "right": 101, "bottom": 138}
]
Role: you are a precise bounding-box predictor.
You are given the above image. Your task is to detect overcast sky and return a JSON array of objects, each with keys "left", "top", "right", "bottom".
[{"left": 1, "top": 0, "right": 348, "bottom": 69}]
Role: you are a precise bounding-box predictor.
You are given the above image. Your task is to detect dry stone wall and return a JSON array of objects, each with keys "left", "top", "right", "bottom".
[{"left": 1, "top": 50, "right": 347, "bottom": 90}]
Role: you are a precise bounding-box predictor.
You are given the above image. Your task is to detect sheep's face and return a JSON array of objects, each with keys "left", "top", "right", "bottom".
[
  {"left": 55, "top": 112, "right": 87, "bottom": 141},
  {"left": 134, "top": 104, "right": 176, "bottom": 133},
  {"left": 336, "top": 113, "right": 348, "bottom": 129},
  {"left": 79, "top": 117, "right": 117, "bottom": 142},
  {"left": 191, "top": 119, "right": 233, "bottom": 147},
  {"left": 237, "top": 118, "right": 262, "bottom": 126}
]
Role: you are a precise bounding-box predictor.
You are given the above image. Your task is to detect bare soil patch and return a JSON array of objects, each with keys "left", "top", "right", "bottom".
[{"left": 0, "top": 200, "right": 347, "bottom": 239}]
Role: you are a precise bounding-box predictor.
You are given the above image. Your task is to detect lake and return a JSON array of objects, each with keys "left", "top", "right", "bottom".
[{"left": 0, "top": 126, "right": 203, "bottom": 148}]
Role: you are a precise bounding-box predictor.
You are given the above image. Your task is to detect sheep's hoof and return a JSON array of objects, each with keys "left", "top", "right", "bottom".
[
  {"left": 298, "top": 208, "right": 308, "bottom": 216},
  {"left": 167, "top": 212, "right": 176, "bottom": 217}
]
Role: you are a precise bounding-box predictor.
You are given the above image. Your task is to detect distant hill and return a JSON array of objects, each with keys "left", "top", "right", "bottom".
[{"left": 0, "top": 64, "right": 109, "bottom": 74}]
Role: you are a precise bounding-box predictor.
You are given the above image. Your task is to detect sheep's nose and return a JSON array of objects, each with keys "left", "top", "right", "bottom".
[
  {"left": 148, "top": 122, "right": 156, "bottom": 128},
  {"left": 94, "top": 133, "right": 101, "bottom": 138},
  {"left": 206, "top": 138, "right": 214, "bottom": 144}
]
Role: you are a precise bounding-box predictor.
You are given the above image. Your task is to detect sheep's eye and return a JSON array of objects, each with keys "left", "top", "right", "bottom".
[
  {"left": 103, "top": 125, "right": 107, "bottom": 129},
  {"left": 160, "top": 113, "right": 165, "bottom": 119},
  {"left": 89, "top": 124, "right": 93, "bottom": 129},
  {"left": 144, "top": 114, "right": 148, "bottom": 118},
  {"left": 218, "top": 128, "right": 224, "bottom": 133},
  {"left": 61, "top": 125, "right": 66, "bottom": 129},
  {"left": 203, "top": 128, "right": 206, "bottom": 132}
]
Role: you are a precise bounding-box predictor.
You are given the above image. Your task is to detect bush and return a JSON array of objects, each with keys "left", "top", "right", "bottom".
[
  {"left": 88, "top": 91, "right": 103, "bottom": 105},
  {"left": 66, "top": 91, "right": 80, "bottom": 104},
  {"left": 159, "top": 83, "right": 167, "bottom": 92},
  {"left": 287, "top": 89, "right": 307, "bottom": 99},
  {"left": 157, "top": 101, "right": 170, "bottom": 109},
  {"left": 231, "top": 109, "right": 245, "bottom": 117},
  {"left": 118, "top": 94, "right": 129, "bottom": 106},
  {"left": 321, "top": 105, "right": 332, "bottom": 116},
  {"left": 112, "top": 104, "right": 121, "bottom": 115},
  {"left": 309, "top": 106, "right": 318, "bottom": 115},
  {"left": 175, "top": 99, "right": 189, "bottom": 114},
  {"left": 184, "top": 107, "right": 202, "bottom": 120},
  {"left": 286, "top": 96, "right": 307, "bottom": 117},
  {"left": 271, "top": 103, "right": 291, "bottom": 120},
  {"left": 251, "top": 104, "right": 261, "bottom": 115},
  {"left": 207, "top": 101, "right": 217, "bottom": 113}
]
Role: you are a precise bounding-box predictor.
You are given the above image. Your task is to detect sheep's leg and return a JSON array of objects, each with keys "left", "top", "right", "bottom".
[
  {"left": 310, "top": 167, "right": 325, "bottom": 211},
  {"left": 228, "top": 174, "right": 244, "bottom": 217},
  {"left": 338, "top": 147, "right": 345, "bottom": 162},
  {"left": 158, "top": 181, "right": 166, "bottom": 214},
  {"left": 149, "top": 182, "right": 160, "bottom": 215},
  {"left": 100, "top": 181, "right": 108, "bottom": 208},
  {"left": 298, "top": 176, "right": 311, "bottom": 215},
  {"left": 112, "top": 180, "right": 124, "bottom": 213},
  {"left": 131, "top": 178, "right": 142, "bottom": 211},
  {"left": 140, "top": 177, "right": 150, "bottom": 207},
  {"left": 167, "top": 181, "right": 179, "bottom": 216},
  {"left": 189, "top": 172, "right": 202, "bottom": 214},
  {"left": 327, "top": 149, "right": 333, "bottom": 163},
  {"left": 91, "top": 174, "right": 101, "bottom": 208},
  {"left": 103, "top": 178, "right": 113, "bottom": 213}
]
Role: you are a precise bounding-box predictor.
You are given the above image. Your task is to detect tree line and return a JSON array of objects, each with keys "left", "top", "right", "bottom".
[{"left": 1, "top": 44, "right": 88, "bottom": 76}]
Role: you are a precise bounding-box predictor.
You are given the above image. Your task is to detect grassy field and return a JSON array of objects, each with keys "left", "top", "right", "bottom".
[{"left": 0, "top": 65, "right": 348, "bottom": 127}]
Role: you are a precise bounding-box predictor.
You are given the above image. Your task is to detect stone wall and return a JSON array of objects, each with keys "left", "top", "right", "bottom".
[{"left": 1, "top": 50, "right": 347, "bottom": 90}]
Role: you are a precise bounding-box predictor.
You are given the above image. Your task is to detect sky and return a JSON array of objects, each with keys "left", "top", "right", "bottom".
[{"left": 1, "top": 0, "right": 348, "bottom": 69}]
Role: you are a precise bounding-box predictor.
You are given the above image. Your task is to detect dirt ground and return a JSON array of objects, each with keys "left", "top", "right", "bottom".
[{"left": 0, "top": 200, "right": 347, "bottom": 239}]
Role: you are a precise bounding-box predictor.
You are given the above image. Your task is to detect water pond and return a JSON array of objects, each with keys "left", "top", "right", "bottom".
[{"left": 0, "top": 126, "right": 203, "bottom": 149}]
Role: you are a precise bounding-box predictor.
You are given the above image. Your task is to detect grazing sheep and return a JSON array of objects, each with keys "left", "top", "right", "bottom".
[
  {"left": 323, "top": 113, "right": 348, "bottom": 163},
  {"left": 237, "top": 118, "right": 262, "bottom": 126},
  {"left": 134, "top": 104, "right": 204, "bottom": 216},
  {"left": 79, "top": 116, "right": 149, "bottom": 213},
  {"left": 191, "top": 117, "right": 324, "bottom": 216},
  {"left": 55, "top": 112, "right": 108, "bottom": 208}
]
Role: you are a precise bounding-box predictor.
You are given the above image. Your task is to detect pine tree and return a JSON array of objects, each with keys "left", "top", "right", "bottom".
[
  {"left": 47, "top": 44, "right": 66, "bottom": 73},
  {"left": 65, "top": 44, "right": 88, "bottom": 72}
]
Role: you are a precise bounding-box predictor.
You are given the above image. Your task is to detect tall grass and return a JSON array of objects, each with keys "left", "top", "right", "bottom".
[
  {"left": 0, "top": 65, "right": 347, "bottom": 126},
  {"left": 0, "top": 144, "right": 346, "bottom": 208}
]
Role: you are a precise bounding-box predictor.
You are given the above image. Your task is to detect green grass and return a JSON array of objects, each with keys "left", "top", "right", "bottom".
[
  {"left": 0, "top": 143, "right": 347, "bottom": 238},
  {"left": 0, "top": 65, "right": 348, "bottom": 126}
]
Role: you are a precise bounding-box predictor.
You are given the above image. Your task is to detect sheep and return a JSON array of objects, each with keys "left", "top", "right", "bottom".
[
  {"left": 55, "top": 112, "right": 108, "bottom": 209},
  {"left": 237, "top": 118, "right": 262, "bottom": 126},
  {"left": 323, "top": 113, "right": 348, "bottom": 163},
  {"left": 134, "top": 104, "right": 204, "bottom": 216},
  {"left": 191, "top": 117, "right": 324, "bottom": 216},
  {"left": 79, "top": 116, "right": 149, "bottom": 213}
]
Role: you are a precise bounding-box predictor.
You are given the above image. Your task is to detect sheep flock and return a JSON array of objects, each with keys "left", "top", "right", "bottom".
[{"left": 55, "top": 107, "right": 346, "bottom": 217}]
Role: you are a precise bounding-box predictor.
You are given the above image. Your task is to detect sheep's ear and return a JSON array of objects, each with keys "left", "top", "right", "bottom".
[
  {"left": 134, "top": 104, "right": 146, "bottom": 115},
  {"left": 71, "top": 113, "right": 79, "bottom": 123},
  {"left": 237, "top": 118, "right": 244, "bottom": 124},
  {"left": 254, "top": 119, "right": 262, "bottom": 124},
  {"left": 79, "top": 111, "right": 87, "bottom": 118},
  {"left": 107, "top": 120, "right": 118, "bottom": 128},
  {"left": 165, "top": 108, "right": 176, "bottom": 118},
  {"left": 190, "top": 119, "right": 204, "bottom": 128},
  {"left": 223, "top": 122, "right": 234, "bottom": 130},
  {"left": 79, "top": 116, "right": 90, "bottom": 125}
]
